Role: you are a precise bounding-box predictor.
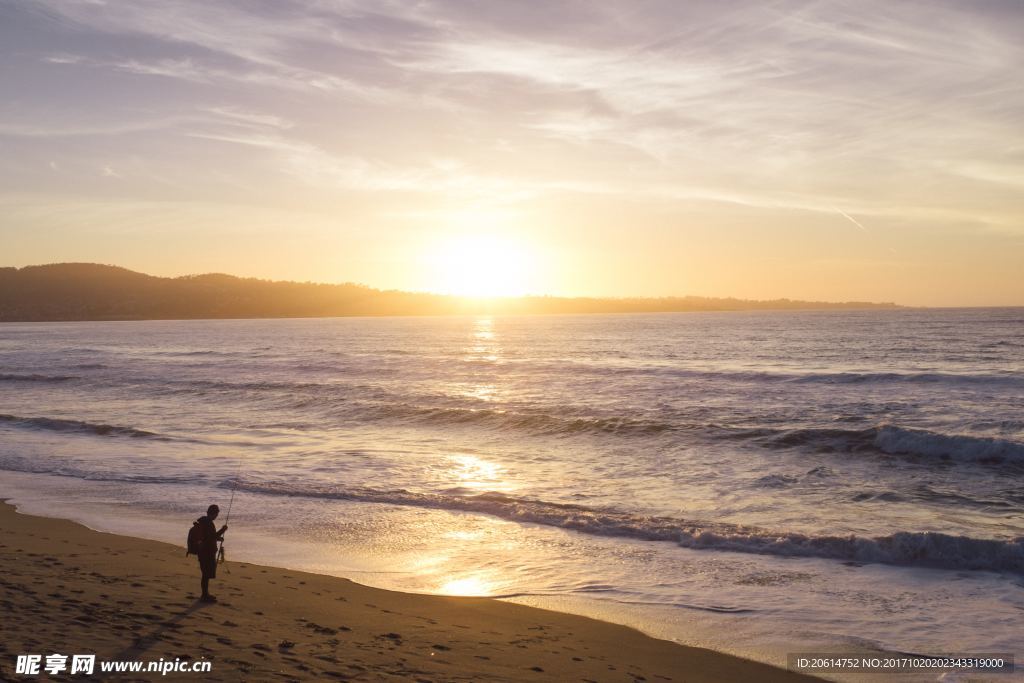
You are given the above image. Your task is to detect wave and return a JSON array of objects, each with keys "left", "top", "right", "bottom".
[
  {"left": 754, "top": 474, "right": 799, "bottom": 488},
  {"left": 361, "top": 403, "right": 676, "bottom": 436},
  {"left": 0, "top": 455, "right": 196, "bottom": 484},
  {"left": 138, "top": 377, "right": 681, "bottom": 436},
  {"left": 0, "top": 414, "right": 171, "bottom": 440},
  {"left": 565, "top": 364, "right": 1024, "bottom": 388},
  {"left": 0, "top": 373, "right": 78, "bottom": 382},
  {"left": 906, "top": 484, "right": 1018, "bottom": 511},
  {"left": 152, "top": 349, "right": 240, "bottom": 357},
  {"left": 70, "top": 362, "right": 1024, "bottom": 398},
  {"left": 784, "top": 371, "right": 1024, "bottom": 386},
  {"left": 741, "top": 424, "right": 1024, "bottom": 464},
  {"left": 874, "top": 425, "right": 1024, "bottom": 462},
  {"left": 142, "top": 377, "right": 678, "bottom": 436},
  {"left": 226, "top": 481, "right": 1024, "bottom": 574},
  {"left": 984, "top": 340, "right": 1024, "bottom": 348}
]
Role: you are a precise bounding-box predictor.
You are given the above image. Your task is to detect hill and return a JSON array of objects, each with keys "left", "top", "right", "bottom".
[{"left": 0, "top": 263, "right": 900, "bottom": 322}]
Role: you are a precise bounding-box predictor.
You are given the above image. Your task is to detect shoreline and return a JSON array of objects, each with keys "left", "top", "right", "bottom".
[{"left": 0, "top": 500, "right": 817, "bottom": 682}]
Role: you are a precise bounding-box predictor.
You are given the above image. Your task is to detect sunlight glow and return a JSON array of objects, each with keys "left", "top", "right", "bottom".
[{"left": 428, "top": 233, "right": 537, "bottom": 298}]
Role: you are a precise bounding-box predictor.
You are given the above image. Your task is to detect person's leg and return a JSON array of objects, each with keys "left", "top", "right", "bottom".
[{"left": 199, "top": 556, "right": 217, "bottom": 601}]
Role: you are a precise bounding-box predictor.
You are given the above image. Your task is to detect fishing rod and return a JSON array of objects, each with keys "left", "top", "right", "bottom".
[{"left": 217, "top": 458, "right": 243, "bottom": 565}]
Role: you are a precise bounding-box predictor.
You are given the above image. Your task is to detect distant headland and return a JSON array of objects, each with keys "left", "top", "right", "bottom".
[{"left": 0, "top": 263, "right": 901, "bottom": 322}]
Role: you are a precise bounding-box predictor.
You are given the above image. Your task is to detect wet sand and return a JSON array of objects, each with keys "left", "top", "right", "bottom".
[{"left": 0, "top": 501, "right": 817, "bottom": 681}]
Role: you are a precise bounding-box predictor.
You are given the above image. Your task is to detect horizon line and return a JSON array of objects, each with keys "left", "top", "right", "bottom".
[
  {"left": 5, "top": 261, "right": 916, "bottom": 308},
  {"left": 10, "top": 261, "right": 1024, "bottom": 309}
]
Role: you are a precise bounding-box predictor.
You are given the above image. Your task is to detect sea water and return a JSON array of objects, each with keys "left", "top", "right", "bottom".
[{"left": 1, "top": 310, "right": 1022, "bottom": 674}]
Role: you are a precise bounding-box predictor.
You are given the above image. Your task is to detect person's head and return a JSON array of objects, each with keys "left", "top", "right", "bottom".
[{"left": 207, "top": 504, "right": 220, "bottom": 520}]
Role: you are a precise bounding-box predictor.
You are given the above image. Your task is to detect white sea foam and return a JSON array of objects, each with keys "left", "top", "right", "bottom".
[{"left": 224, "top": 481, "right": 1024, "bottom": 574}]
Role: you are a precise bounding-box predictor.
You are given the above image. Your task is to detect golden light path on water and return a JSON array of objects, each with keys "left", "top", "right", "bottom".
[
  {"left": 401, "top": 526, "right": 509, "bottom": 597},
  {"left": 445, "top": 317, "right": 501, "bottom": 401},
  {"left": 425, "top": 316, "right": 513, "bottom": 596},
  {"left": 468, "top": 316, "right": 499, "bottom": 362}
]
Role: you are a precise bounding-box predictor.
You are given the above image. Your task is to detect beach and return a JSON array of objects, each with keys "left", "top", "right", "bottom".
[{"left": 0, "top": 501, "right": 814, "bottom": 682}]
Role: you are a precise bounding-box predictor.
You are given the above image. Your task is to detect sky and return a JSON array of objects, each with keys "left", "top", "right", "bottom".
[{"left": 1, "top": 0, "right": 1022, "bottom": 306}]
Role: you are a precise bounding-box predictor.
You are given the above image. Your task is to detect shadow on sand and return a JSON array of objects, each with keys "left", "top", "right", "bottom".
[{"left": 113, "top": 599, "right": 211, "bottom": 661}]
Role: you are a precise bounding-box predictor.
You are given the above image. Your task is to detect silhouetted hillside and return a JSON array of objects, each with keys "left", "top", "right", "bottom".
[{"left": 0, "top": 264, "right": 900, "bottom": 322}]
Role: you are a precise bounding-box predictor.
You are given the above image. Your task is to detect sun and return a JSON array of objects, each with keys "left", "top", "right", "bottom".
[{"left": 428, "top": 234, "right": 536, "bottom": 298}]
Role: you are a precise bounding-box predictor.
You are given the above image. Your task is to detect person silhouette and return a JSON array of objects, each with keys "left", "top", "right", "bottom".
[{"left": 196, "top": 504, "right": 227, "bottom": 603}]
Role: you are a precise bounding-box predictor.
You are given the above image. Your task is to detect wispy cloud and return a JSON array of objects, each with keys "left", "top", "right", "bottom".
[
  {"left": 2, "top": 0, "right": 1022, "bottom": 302},
  {"left": 0, "top": 116, "right": 198, "bottom": 138},
  {"left": 184, "top": 127, "right": 605, "bottom": 200},
  {"left": 9, "top": 1, "right": 1022, "bottom": 198}
]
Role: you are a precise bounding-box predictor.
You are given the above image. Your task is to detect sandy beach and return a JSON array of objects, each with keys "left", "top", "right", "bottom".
[{"left": 0, "top": 500, "right": 817, "bottom": 682}]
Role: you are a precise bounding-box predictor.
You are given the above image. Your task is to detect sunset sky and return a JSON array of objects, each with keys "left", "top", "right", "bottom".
[{"left": 1, "top": 1, "right": 1022, "bottom": 306}]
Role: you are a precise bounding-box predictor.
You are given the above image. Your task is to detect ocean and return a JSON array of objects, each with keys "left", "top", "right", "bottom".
[{"left": 1, "top": 309, "right": 1022, "bottom": 671}]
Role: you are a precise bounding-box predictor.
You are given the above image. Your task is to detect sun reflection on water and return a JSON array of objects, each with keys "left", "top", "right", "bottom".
[
  {"left": 447, "top": 453, "right": 511, "bottom": 492},
  {"left": 450, "top": 316, "right": 503, "bottom": 402},
  {"left": 438, "top": 575, "right": 493, "bottom": 596},
  {"left": 466, "top": 316, "right": 499, "bottom": 361},
  {"left": 474, "top": 317, "right": 495, "bottom": 341},
  {"left": 461, "top": 384, "right": 497, "bottom": 401}
]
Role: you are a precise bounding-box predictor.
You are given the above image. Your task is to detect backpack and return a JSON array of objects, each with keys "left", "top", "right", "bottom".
[{"left": 186, "top": 518, "right": 205, "bottom": 556}]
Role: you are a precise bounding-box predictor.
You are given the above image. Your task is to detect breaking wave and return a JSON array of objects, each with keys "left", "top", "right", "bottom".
[
  {"left": 873, "top": 425, "right": 1024, "bottom": 461},
  {"left": 741, "top": 424, "right": 1024, "bottom": 464},
  {"left": 0, "top": 413, "right": 171, "bottom": 440},
  {"left": 226, "top": 481, "right": 1024, "bottom": 574}
]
